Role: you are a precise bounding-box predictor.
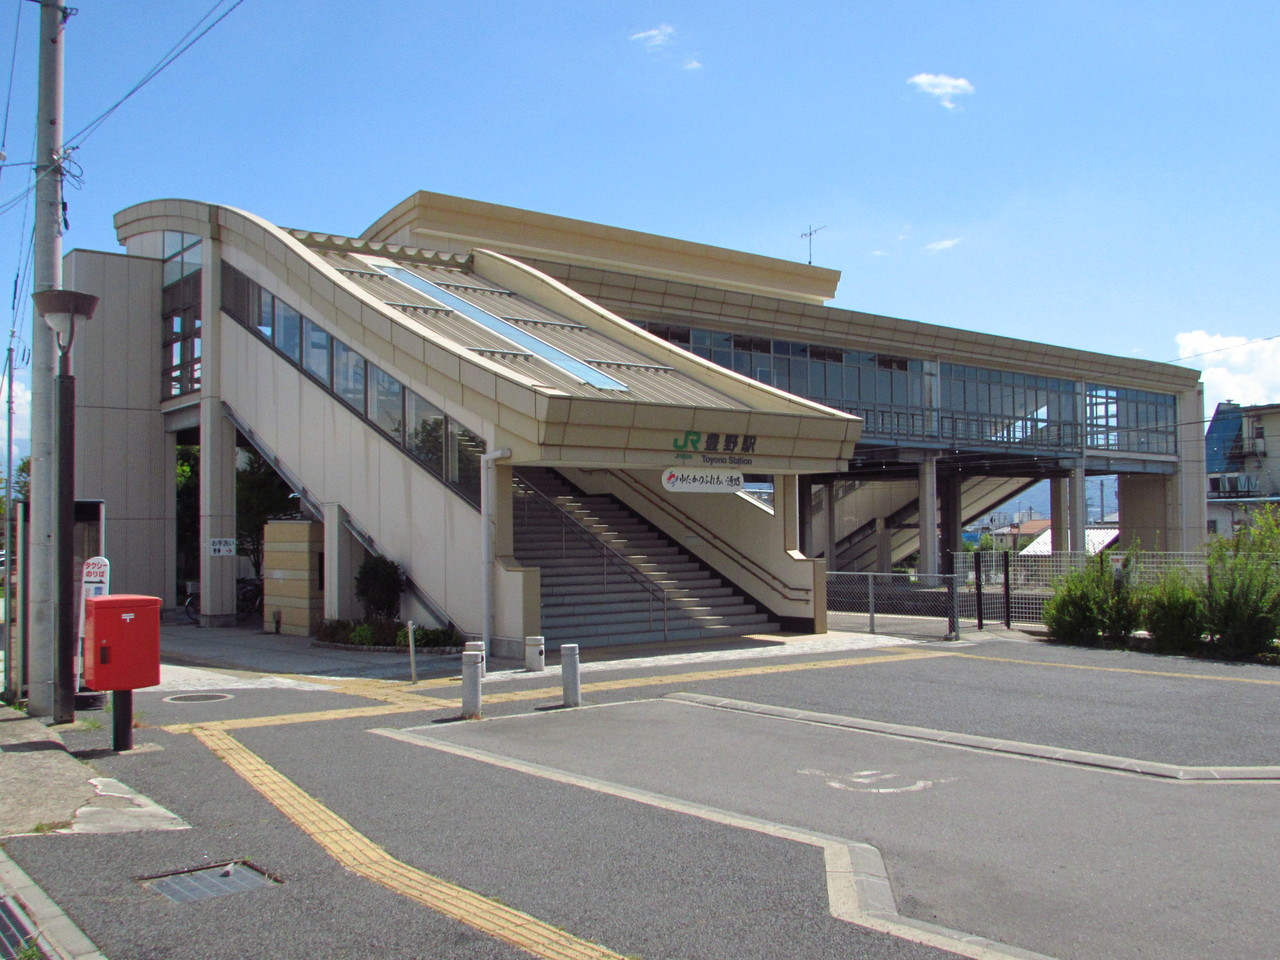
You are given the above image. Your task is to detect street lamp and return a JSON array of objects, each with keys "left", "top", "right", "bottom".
[{"left": 32, "top": 288, "right": 97, "bottom": 723}]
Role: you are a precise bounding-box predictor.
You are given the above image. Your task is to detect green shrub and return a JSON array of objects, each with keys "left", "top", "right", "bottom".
[
  {"left": 316, "top": 619, "right": 356, "bottom": 644},
  {"left": 1141, "top": 571, "right": 1204, "bottom": 654},
  {"left": 1043, "top": 555, "right": 1140, "bottom": 646},
  {"left": 394, "top": 624, "right": 460, "bottom": 648},
  {"left": 1043, "top": 566, "right": 1103, "bottom": 645},
  {"left": 355, "top": 555, "right": 407, "bottom": 620},
  {"left": 1199, "top": 506, "right": 1280, "bottom": 660},
  {"left": 1202, "top": 553, "right": 1280, "bottom": 659},
  {"left": 349, "top": 622, "right": 375, "bottom": 646}
]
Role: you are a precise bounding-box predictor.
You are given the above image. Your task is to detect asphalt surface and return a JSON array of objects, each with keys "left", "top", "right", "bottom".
[{"left": 2, "top": 627, "right": 1278, "bottom": 960}]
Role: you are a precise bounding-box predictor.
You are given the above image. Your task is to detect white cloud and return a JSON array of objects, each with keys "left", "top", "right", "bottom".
[
  {"left": 907, "top": 73, "right": 975, "bottom": 109},
  {"left": 1175, "top": 331, "right": 1280, "bottom": 414},
  {"left": 630, "top": 24, "right": 675, "bottom": 49},
  {"left": 682, "top": 58, "right": 703, "bottom": 70},
  {"left": 924, "top": 238, "right": 961, "bottom": 253}
]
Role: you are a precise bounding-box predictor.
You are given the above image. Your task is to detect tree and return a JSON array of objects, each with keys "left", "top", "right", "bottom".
[{"left": 236, "top": 450, "right": 299, "bottom": 577}]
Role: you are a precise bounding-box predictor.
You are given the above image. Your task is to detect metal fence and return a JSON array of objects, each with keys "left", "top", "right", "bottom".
[
  {"left": 830, "top": 551, "right": 1210, "bottom": 636},
  {"left": 827, "top": 572, "right": 961, "bottom": 639},
  {"left": 950, "top": 551, "right": 1207, "bottom": 627}
]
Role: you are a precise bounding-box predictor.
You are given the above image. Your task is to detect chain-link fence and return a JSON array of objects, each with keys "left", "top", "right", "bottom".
[
  {"left": 950, "top": 551, "right": 1207, "bottom": 626},
  {"left": 830, "top": 552, "right": 1209, "bottom": 636},
  {"left": 827, "top": 572, "right": 961, "bottom": 639}
]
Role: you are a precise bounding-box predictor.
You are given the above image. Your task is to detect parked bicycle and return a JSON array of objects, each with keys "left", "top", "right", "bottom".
[{"left": 183, "top": 576, "right": 264, "bottom": 624}]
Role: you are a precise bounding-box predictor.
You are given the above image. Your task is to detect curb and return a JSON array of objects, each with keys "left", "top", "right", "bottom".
[{"left": 0, "top": 847, "right": 105, "bottom": 960}]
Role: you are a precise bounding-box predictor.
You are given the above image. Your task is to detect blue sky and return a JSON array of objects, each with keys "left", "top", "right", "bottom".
[{"left": 2, "top": 0, "right": 1279, "bottom": 452}]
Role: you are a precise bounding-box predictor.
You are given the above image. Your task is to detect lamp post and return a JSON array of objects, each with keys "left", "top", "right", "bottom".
[{"left": 32, "top": 289, "right": 97, "bottom": 723}]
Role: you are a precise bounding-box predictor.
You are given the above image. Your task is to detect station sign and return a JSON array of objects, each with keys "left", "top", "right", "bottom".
[{"left": 662, "top": 467, "right": 744, "bottom": 493}]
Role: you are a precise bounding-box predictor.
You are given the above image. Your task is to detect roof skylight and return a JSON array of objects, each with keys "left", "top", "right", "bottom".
[{"left": 362, "top": 258, "right": 628, "bottom": 392}]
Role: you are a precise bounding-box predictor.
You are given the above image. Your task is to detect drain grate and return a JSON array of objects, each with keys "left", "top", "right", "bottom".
[
  {"left": 140, "top": 861, "right": 279, "bottom": 903},
  {"left": 162, "top": 693, "right": 234, "bottom": 704},
  {"left": 0, "top": 897, "right": 44, "bottom": 959}
]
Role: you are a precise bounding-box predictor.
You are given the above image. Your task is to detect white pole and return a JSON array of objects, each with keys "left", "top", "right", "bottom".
[
  {"left": 561, "top": 643, "right": 581, "bottom": 707},
  {"left": 479, "top": 448, "right": 510, "bottom": 658},
  {"left": 2, "top": 346, "right": 12, "bottom": 701},
  {"left": 406, "top": 619, "right": 416, "bottom": 683},
  {"left": 460, "top": 651, "right": 482, "bottom": 719},
  {"left": 463, "top": 639, "right": 486, "bottom": 678},
  {"left": 524, "top": 635, "right": 544, "bottom": 672},
  {"left": 26, "top": 0, "right": 67, "bottom": 718}
]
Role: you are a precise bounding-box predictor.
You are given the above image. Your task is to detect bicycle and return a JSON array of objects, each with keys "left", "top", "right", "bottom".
[{"left": 184, "top": 577, "right": 264, "bottom": 624}]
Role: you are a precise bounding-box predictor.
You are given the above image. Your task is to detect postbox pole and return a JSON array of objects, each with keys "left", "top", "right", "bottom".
[{"left": 112, "top": 689, "right": 132, "bottom": 752}]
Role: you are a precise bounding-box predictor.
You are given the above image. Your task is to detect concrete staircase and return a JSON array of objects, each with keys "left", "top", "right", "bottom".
[{"left": 513, "top": 468, "right": 779, "bottom": 648}]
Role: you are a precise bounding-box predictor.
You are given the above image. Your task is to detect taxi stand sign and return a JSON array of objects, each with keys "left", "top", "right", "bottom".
[
  {"left": 662, "top": 467, "right": 744, "bottom": 493},
  {"left": 77, "top": 556, "right": 110, "bottom": 688}
]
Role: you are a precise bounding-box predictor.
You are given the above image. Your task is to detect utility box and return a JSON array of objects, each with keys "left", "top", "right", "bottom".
[{"left": 83, "top": 595, "right": 161, "bottom": 691}]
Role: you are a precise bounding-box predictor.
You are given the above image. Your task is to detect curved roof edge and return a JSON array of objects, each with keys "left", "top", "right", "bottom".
[{"left": 362, "top": 190, "right": 841, "bottom": 307}]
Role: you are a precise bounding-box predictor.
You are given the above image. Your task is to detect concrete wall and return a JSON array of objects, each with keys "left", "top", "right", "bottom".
[
  {"left": 65, "top": 250, "right": 176, "bottom": 604},
  {"left": 219, "top": 320, "right": 500, "bottom": 638}
]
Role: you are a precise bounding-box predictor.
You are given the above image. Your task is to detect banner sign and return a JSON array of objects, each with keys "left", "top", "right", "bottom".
[{"left": 662, "top": 467, "right": 744, "bottom": 493}]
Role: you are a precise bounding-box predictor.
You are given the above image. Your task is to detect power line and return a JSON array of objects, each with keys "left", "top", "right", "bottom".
[
  {"left": 64, "top": 0, "right": 249, "bottom": 149},
  {"left": 1166, "top": 333, "right": 1280, "bottom": 366}
]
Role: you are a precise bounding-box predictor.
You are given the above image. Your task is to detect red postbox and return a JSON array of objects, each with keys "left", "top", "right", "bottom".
[{"left": 83, "top": 595, "right": 161, "bottom": 691}]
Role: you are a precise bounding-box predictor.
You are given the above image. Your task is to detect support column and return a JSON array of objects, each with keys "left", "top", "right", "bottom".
[
  {"left": 1049, "top": 477, "right": 1069, "bottom": 553},
  {"left": 322, "top": 503, "right": 361, "bottom": 621},
  {"left": 1069, "top": 465, "right": 1087, "bottom": 554},
  {"left": 876, "top": 517, "right": 893, "bottom": 572},
  {"left": 825, "top": 480, "right": 838, "bottom": 566},
  {"left": 918, "top": 453, "right": 939, "bottom": 575},
  {"left": 197, "top": 237, "right": 235, "bottom": 620},
  {"left": 797, "top": 476, "right": 813, "bottom": 556},
  {"left": 939, "top": 473, "right": 962, "bottom": 574}
]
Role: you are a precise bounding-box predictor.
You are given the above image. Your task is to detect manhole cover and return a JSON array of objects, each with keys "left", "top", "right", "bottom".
[
  {"left": 140, "top": 861, "right": 279, "bottom": 903},
  {"left": 163, "top": 693, "right": 234, "bottom": 703}
]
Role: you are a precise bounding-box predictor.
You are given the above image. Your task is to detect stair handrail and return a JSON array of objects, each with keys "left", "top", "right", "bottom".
[{"left": 513, "top": 472, "right": 670, "bottom": 641}]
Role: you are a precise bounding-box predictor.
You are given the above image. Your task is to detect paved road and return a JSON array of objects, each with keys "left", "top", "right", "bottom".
[{"left": 3, "top": 631, "right": 1277, "bottom": 960}]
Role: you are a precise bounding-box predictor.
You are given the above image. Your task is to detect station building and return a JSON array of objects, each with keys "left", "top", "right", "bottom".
[{"left": 64, "top": 192, "right": 1205, "bottom": 654}]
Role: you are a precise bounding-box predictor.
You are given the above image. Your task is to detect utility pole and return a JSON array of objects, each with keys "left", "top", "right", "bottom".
[{"left": 27, "top": 0, "right": 67, "bottom": 719}]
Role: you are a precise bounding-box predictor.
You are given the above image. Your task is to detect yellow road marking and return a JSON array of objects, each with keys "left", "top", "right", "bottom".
[
  {"left": 953, "top": 653, "right": 1280, "bottom": 686},
  {"left": 192, "top": 726, "right": 627, "bottom": 960},
  {"left": 163, "top": 648, "right": 948, "bottom": 733}
]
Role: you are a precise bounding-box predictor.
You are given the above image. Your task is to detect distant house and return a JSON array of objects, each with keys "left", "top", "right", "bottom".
[
  {"left": 990, "top": 518, "right": 1051, "bottom": 552},
  {"left": 1205, "top": 401, "right": 1280, "bottom": 537}
]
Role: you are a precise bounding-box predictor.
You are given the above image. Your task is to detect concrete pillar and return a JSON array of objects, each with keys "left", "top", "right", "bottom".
[
  {"left": 917, "top": 453, "right": 939, "bottom": 575},
  {"left": 197, "top": 239, "right": 236, "bottom": 620},
  {"left": 825, "top": 480, "right": 838, "bottom": 565},
  {"left": 939, "top": 473, "right": 962, "bottom": 574},
  {"left": 876, "top": 517, "right": 893, "bottom": 572},
  {"left": 1069, "top": 466, "right": 1087, "bottom": 554},
  {"left": 1049, "top": 477, "right": 1069, "bottom": 553},
  {"left": 322, "top": 503, "right": 363, "bottom": 620},
  {"left": 797, "top": 476, "right": 813, "bottom": 556}
]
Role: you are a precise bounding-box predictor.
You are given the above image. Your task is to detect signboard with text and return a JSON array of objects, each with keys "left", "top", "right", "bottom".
[
  {"left": 662, "top": 467, "right": 744, "bottom": 493},
  {"left": 209, "top": 538, "right": 237, "bottom": 556}
]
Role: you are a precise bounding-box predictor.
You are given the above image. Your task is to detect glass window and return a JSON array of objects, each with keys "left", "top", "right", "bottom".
[
  {"left": 370, "top": 366, "right": 404, "bottom": 441},
  {"left": 450, "top": 420, "right": 486, "bottom": 502},
  {"left": 275, "top": 303, "right": 302, "bottom": 363},
  {"left": 406, "top": 391, "right": 446, "bottom": 476},
  {"left": 302, "top": 318, "right": 331, "bottom": 385},
  {"left": 257, "top": 288, "right": 275, "bottom": 341},
  {"left": 332, "top": 340, "right": 365, "bottom": 413}
]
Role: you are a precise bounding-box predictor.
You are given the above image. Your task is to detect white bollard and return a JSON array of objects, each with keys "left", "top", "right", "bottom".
[
  {"left": 464, "top": 640, "right": 486, "bottom": 678},
  {"left": 524, "top": 635, "right": 545, "bottom": 672},
  {"left": 561, "top": 643, "right": 581, "bottom": 708},
  {"left": 461, "top": 651, "right": 483, "bottom": 719},
  {"left": 406, "top": 620, "right": 417, "bottom": 683}
]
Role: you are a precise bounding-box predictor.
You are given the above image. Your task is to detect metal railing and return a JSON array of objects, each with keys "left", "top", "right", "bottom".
[
  {"left": 827, "top": 571, "right": 961, "bottom": 639},
  {"left": 513, "top": 474, "right": 670, "bottom": 641}
]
